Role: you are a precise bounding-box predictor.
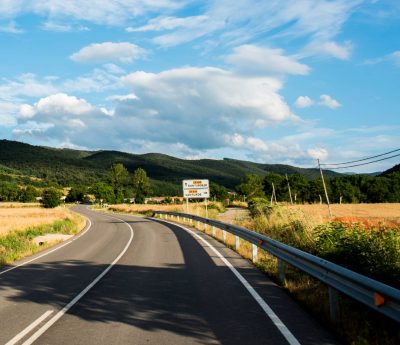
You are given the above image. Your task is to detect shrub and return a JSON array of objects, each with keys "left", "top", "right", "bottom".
[
  {"left": 315, "top": 222, "right": 400, "bottom": 287},
  {"left": 42, "top": 188, "right": 62, "bottom": 208},
  {"left": 248, "top": 198, "right": 274, "bottom": 218}
]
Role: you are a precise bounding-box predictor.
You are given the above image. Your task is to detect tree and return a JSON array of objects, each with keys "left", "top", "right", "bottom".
[
  {"left": 263, "top": 173, "right": 285, "bottom": 201},
  {"left": 132, "top": 168, "right": 151, "bottom": 204},
  {"left": 90, "top": 182, "right": 115, "bottom": 204},
  {"left": 236, "top": 174, "right": 265, "bottom": 200},
  {"left": 20, "top": 185, "right": 39, "bottom": 202},
  {"left": 210, "top": 183, "right": 229, "bottom": 201},
  {"left": 42, "top": 188, "right": 62, "bottom": 208},
  {"left": 66, "top": 186, "right": 86, "bottom": 203},
  {"left": 109, "top": 163, "right": 129, "bottom": 202}
]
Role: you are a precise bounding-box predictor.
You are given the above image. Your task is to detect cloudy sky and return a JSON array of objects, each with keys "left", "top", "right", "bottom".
[{"left": 0, "top": 0, "right": 399, "bottom": 172}]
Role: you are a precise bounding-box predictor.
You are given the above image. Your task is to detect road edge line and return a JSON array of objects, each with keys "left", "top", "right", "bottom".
[{"left": 157, "top": 218, "right": 301, "bottom": 345}]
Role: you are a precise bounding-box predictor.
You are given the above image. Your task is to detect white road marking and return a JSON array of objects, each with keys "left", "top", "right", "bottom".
[
  {"left": 5, "top": 310, "right": 54, "bottom": 345},
  {"left": 159, "top": 219, "right": 301, "bottom": 345},
  {"left": 0, "top": 217, "right": 92, "bottom": 277},
  {"left": 22, "top": 215, "right": 134, "bottom": 345}
]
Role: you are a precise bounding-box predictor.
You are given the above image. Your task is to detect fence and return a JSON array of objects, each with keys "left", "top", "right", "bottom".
[{"left": 154, "top": 211, "right": 400, "bottom": 323}]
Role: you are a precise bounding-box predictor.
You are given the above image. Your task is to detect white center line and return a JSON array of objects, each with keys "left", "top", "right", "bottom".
[
  {"left": 22, "top": 215, "right": 134, "bottom": 345},
  {"left": 5, "top": 310, "right": 54, "bottom": 345}
]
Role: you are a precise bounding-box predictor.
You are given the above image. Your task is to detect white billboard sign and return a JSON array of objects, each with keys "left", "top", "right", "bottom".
[
  {"left": 183, "top": 188, "right": 210, "bottom": 198},
  {"left": 182, "top": 179, "right": 209, "bottom": 199}
]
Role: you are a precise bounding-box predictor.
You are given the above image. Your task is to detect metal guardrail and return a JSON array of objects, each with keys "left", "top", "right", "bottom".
[{"left": 154, "top": 211, "right": 400, "bottom": 323}]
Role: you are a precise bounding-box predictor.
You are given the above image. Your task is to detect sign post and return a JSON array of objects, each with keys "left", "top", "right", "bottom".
[{"left": 182, "top": 179, "right": 210, "bottom": 219}]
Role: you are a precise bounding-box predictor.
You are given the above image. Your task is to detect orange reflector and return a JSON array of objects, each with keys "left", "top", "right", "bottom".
[
  {"left": 258, "top": 239, "right": 264, "bottom": 246},
  {"left": 374, "top": 293, "right": 385, "bottom": 307}
]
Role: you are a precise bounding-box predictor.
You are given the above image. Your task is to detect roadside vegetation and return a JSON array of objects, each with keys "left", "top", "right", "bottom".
[{"left": 0, "top": 204, "right": 85, "bottom": 267}]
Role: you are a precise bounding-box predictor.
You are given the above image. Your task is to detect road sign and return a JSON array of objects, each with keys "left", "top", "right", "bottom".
[
  {"left": 182, "top": 179, "right": 209, "bottom": 189},
  {"left": 183, "top": 188, "right": 210, "bottom": 198},
  {"left": 182, "top": 179, "right": 209, "bottom": 199}
]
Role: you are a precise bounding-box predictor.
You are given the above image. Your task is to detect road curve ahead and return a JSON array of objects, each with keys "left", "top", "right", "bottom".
[{"left": 0, "top": 206, "right": 339, "bottom": 345}]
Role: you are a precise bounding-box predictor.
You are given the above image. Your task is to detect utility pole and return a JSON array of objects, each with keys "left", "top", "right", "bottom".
[
  {"left": 285, "top": 174, "right": 293, "bottom": 205},
  {"left": 317, "top": 159, "right": 332, "bottom": 217},
  {"left": 272, "top": 182, "right": 277, "bottom": 205}
]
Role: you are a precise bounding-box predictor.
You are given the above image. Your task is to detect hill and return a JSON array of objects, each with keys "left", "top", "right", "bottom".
[
  {"left": 381, "top": 163, "right": 400, "bottom": 176},
  {"left": 0, "top": 140, "right": 340, "bottom": 192}
]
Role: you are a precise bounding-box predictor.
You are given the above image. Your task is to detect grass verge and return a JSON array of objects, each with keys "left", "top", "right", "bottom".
[{"left": 0, "top": 212, "right": 85, "bottom": 267}]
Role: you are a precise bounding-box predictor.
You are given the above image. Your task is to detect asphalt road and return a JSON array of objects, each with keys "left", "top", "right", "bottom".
[{"left": 0, "top": 206, "right": 340, "bottom": 345}]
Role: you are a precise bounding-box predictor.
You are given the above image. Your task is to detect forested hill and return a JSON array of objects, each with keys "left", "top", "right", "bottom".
[{"left": 0, "top": 139, "right": 339, "bottom": 189}]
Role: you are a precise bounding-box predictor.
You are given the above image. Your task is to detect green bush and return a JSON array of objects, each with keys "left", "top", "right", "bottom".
[
  {"left": 41, "top": 188, "right": 62, "bottom": 208},
  {"left": 315, "top": 222, "right": 400, "bottom": 287},
  {"left": 248, "top": 198, "right": 274, "bottom": 218}
]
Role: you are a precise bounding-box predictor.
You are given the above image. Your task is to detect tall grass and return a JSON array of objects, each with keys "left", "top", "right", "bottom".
[
  {"left": 0, "top": 216, "right": 83, "bottom": 267},
  {"left": 103, "top": 202, "right": 225, "bottom": 219}
]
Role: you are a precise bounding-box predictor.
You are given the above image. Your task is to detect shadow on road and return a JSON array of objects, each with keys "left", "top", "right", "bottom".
[{"left": 0, "top": 217, "right": 338, "bottom": 345}]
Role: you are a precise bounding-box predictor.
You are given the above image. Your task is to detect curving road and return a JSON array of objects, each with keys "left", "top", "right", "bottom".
[{"left": 0, "top": 206, "right": 339, "bottom": 345}]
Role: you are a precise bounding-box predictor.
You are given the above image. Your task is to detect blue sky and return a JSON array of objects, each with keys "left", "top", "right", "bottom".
[{"left": 0, "top": 0, "right": 399, "bottom": 172}]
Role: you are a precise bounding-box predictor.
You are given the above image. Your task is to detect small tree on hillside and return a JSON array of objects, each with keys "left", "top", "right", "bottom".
[
  {"left": 236, "top": 174, "right": 265, "bottom": 200},
  {"left": 42, "top": 188, "right": 62, "bottom": 208},
  {"left": 132, "top": 168, "right": 151, "bottom": 204},
  {"left": 109, "top": 163, "right": 129, "bottom": 203}
]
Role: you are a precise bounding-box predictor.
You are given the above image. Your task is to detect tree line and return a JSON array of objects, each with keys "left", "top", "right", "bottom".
[
  {"left": 0, "top": 164, "right": 152, "bottom": 207},
  {"left": 236, "top": 171, "right": 400, "bottom": 203}
]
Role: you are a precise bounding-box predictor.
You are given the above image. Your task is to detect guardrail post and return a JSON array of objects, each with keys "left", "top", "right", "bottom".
[
  {"left": 177, "top": 215, "right": 180, "bottom": 221},
  {"left": 212, "top": 226, "right": 215, "bottom": 237},
  {"left": 252, "top": 244, "right": 258, "bottom": 263},
  {"left": 190, "top": 218, "right": 192, "bottom": 225},
  {"left": 235, "top": 236, "right": 240, "bottom": 251},
  {"left": 278, "top": 259, "right": 286, "bottom": 284},
  {"left": 329, "top": 287, "right": 340, "bottom": 323},
  {"left": 222, "top": 230, "right": 227, "bottom": 243}
]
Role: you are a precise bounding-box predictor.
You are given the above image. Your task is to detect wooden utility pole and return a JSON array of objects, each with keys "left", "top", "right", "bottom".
[
  {"left": 317, "top": 159, "right": 332, "bottom": 217},
  {"left": 272, "top": 182, "right": 277, "bottom": 204},
  {"left": 285, "top": 174, "right": 293, "bottom": 205}
]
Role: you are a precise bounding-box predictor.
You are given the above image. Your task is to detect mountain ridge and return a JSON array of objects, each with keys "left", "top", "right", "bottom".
[{"left": 0, "top": 139, "right": 343, "bottom": 190}]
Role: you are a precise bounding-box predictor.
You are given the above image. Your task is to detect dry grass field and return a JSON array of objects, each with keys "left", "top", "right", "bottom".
[
  {"left": 285, "top": 203, "right": 400, "bottom": 227},
  {"left": 106, "top": 202, "right": 224, "bottom": 219},
  {"left": 0, "top": 203, "right": 84, "bottom": 236}
]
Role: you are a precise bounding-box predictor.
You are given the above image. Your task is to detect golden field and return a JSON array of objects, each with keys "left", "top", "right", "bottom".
[
  {"left": 285, "top": 203, "right": 400, "bottom": 226},
  {"left": 0, "top": 203, "right": 85, "bottom": 236}
]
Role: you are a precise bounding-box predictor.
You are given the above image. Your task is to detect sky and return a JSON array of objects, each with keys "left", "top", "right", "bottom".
[{"left": 0, "top": 0, "right": 399, "bottom": 173}]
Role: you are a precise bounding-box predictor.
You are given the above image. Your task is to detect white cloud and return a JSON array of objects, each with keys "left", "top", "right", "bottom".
[
  {"left": 319, "top": 94, "right": 341, "bottom": 109},
  {"left": 226, "top": 45, "right": 310, "bottom": 76},
  {"left": 307, "top": 148, "right": 329, "bottom": 160},
  {"left": 70, "top": 42, "right": 147, "bottom": 64},
  {"left": 0, "top": 1, "right": 184, "bottom": 26},
  {"left": 294, "top": 94, "right": 341, "bottom": 109},
  {"left": 0, "top": 21, "right": 23, "bottom": 33},
  {"left": 0, "top": 73, "right": 57, "bottom": 100},
  {"left": 107, "top": 94, "right": 138, "bottom": 101},
  {"left": 127, "top": 15, "right": 208, "bottom": 32},
  {"left": 103, "top": 64, "right": 126, "bottom": 75},
  {"left": 147, "top": 0, "right": 361, "bottom": 53},
  {"left": 41, "top": 21, "right": 89, "bottom": 32},
  {"left": 295, "top": 96, "right": 314, "bottom": 108},
  {"left": 304, "top": 40, "right": 353, "bottom": 60},
  {"left": 12, "top": 121, "right": 54, "bottom": 137},
  {"left": 19, "top": 93, "right": 94, "bottom": 118}
]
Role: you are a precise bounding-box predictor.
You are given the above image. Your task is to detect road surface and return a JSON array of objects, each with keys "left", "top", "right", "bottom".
[{"left": 0, "top": 206, "right": 339, "bottom": 344}]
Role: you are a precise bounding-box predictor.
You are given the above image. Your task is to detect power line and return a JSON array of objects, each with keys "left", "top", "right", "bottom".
[
  {"left": 326, "top": 152, "right": 400, "bottom": 169},
  {"left": 320, "top": 148, "right": 400, "bottom": 166}
]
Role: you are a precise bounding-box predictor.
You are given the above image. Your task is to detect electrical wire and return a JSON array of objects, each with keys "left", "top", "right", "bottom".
[
  {"left": 324, "top": 152, "right": 400, "bottom": 169},
  {"left": 320, "top": 148, "right": 400, "bottom": 166}
]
